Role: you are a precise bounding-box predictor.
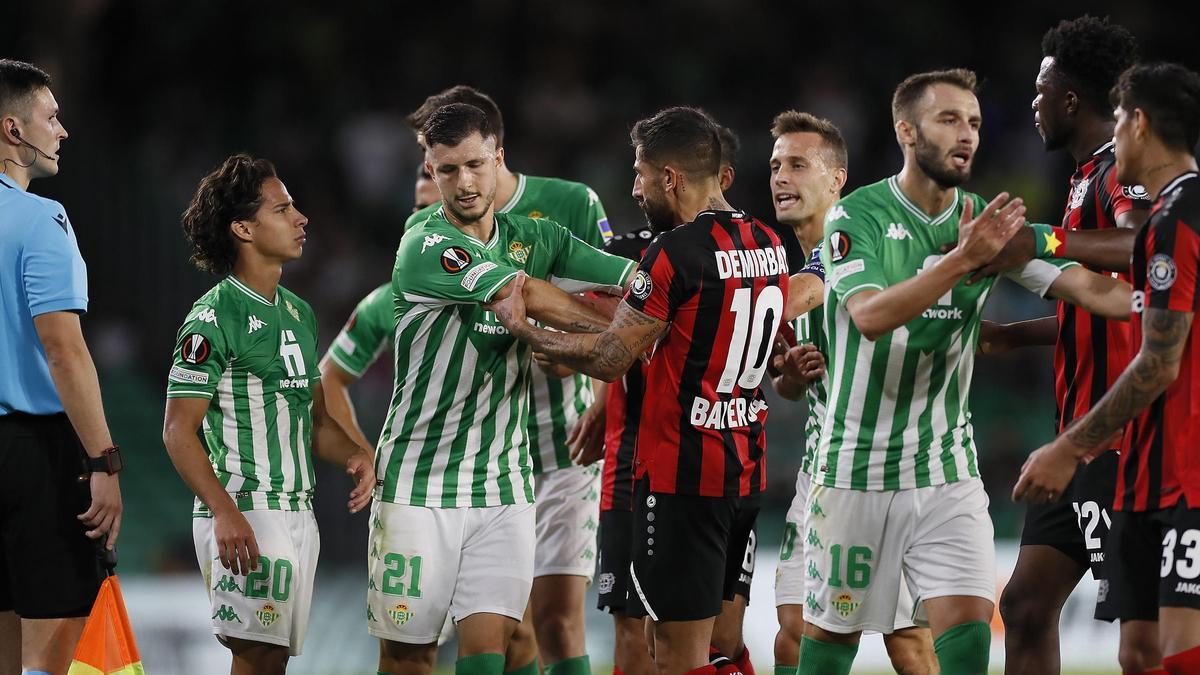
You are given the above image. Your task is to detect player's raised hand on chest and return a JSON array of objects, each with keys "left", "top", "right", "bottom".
[{"left": 952, "top": 193, "right": 1027, "bottom": 270}]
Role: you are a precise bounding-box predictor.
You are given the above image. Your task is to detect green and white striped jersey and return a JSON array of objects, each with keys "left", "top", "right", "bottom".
[
  {"left": 406, "top": 174, "right": 612, "bottom": 475},
  {"left": 816, "top": 176, "right": 1076, "bottom": 491},
  {"left": 378, "top": 209, "right": 634, "bottom": 508},
  {"left": 795, "top": 283, "right": 827, "bottom": 477},
  {"left": 325, "top": 282, "right": 391, "bottom": 378},
  {"left": 167, "top": 276, "right": 320, "bottom": 515}
]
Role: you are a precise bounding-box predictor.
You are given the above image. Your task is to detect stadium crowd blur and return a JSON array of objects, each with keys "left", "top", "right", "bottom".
[{"left": 5, "top": 0, "right": 1197, "bottom": 576}]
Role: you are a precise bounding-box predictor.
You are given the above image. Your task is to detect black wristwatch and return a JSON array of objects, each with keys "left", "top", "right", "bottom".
[{"left": 86, "top": 446, "right": 124, "bottom": 475}]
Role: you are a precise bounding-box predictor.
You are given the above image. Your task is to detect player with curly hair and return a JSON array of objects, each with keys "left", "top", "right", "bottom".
[{"left": 162, "top": 154, "right": 376, "bottom": 674}]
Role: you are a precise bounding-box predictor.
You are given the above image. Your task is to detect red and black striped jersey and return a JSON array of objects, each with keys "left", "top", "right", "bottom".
[
  {"left": 1055, "top": 142, "right": 1147, "bottom": 435},
  {"left": 601, "top": 227, "right": 655, "bottom": 512},
  {"left": 624, "top": 210, "right": 802, "bottom": 497},
  {"left": 1115, "top": 172, "right": 1200, "bottom": 513}
]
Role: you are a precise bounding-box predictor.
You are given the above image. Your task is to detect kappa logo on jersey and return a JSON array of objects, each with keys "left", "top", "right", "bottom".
[
  {"left": 508, "top": 241, "right": 529, "bottom": 264},
  {"left": 1124, "top": 184, "right": 1150, "bottom": 201},
  {"left": 1148, "top": 253, "right": 1177, "bottom": 291},
  {"left": 1069, "top": 177, "right": 1091, "bottom": 210},
  {"left": 829, "top": 231, "right": 852, "bottom": 262},
  {"left": 826, "top": 205, "right": 848, "bottom": 222},
  {"left": 180, "top": 333, "right": 211, "bottom": 365},
  {"left": 248, "top": 315, "right": 267, "bottom": 334},
  {"left": 441, "top": 246, "right": 472, "bottom": 273},
  {"left": 196, "top": 307, "right": 218, "bottom": 325},
  {"left": 885, "top": 223, "right": 912, "bottom": 240},
  {"left": 421, "top": 233, "right": 450, "bottom": 253},
  {"left": 631, "top": 269, "right": 652, "bottom": 300}
]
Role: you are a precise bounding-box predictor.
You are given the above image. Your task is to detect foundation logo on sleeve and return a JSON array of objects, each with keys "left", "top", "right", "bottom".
[
  {"left": 829, "top": 231, "right": 852, "bottom": 262},
  {"left": 631, "top": 269, "right": 652, "bottom": 300},
  {"left": 833, "top": 593, "right": 860, "bottom": 617},
  {"left": 1148, "top": 253, "right": 1177, "bottom": 291},
  {"left": 388, "top": 602, "right": 415, "bottom": 627},
  {"left": 256, "top": 603, "right": 280, "bottom": 628},
  {"left": 180, "top": 333, "right": 211, "bottom": 365},
  {"left": 441, "top": 246, "right": 472, "bottom": 273},
  {"left": 508, "top": 241, "right": 529, "bottom": 264}
]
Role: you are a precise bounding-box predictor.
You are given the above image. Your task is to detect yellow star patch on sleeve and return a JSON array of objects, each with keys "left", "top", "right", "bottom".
[{"left": 1043, "top": 230, "right": 1063, "bottom": 256}]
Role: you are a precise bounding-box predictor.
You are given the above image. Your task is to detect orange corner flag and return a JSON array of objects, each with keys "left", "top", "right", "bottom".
[{"left": 67, "top": 576, "right": 145, "bottom": 675}]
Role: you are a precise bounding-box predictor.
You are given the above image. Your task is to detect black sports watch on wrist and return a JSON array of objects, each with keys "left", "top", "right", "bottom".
[{"left": 86, "top": 446, "right": 124, "bottom": 475}]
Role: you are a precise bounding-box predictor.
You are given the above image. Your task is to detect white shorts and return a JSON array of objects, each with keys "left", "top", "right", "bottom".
[
  {"left": 534, "top": 463, "right": 600, "bottom": 578},
  {"left": 802, "top": 478, "right": 996, "bottom": 635},
  {"left": 193, "top": 509, "right": 320, "bottom": 656},
  {"left": 368, "top": 501, "right": 535, "bottom": 644},
  {"left": 776, "top": 471, "right": 918, "bottom": 632}
]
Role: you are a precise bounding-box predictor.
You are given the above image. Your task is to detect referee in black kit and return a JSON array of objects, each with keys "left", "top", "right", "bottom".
[{"left": 0, "top": 59, "right": 123, "bottom": 674}]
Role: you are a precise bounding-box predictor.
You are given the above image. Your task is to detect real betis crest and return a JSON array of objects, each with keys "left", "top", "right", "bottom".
[
  {"left": 285, "top": 299, "right": 301, "bottom": 321},
  {"left": 508, "top": 241, "right": 529, "bottom": 264},
  {"left": 833, "top": 593, "right": 860, "bottom": 618},
  {"left": 388, "top": 602, "right": 415, "bottom": 627},
  {"left": 257, "top": 603, "right": 280, "bottom": 628}
]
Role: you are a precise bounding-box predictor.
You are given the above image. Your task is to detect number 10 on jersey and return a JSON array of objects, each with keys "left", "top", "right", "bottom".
[{"left": 717, "top": 286, "right": 784, "bottom": 393}]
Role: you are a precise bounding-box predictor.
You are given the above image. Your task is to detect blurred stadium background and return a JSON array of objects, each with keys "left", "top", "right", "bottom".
[{"left": 6, "top": 1, "right": 1198, "bottom": 672}]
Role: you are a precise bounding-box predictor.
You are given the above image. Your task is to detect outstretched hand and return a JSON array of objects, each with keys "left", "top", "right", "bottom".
[
  {"left": 771, "top": 343, "right": 826, "bottom": 387},
  {"left": 952, "top": 193, "right": 1027, "bottom": 272}
]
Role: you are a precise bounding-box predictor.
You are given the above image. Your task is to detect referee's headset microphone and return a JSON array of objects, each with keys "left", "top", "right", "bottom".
[{"left": 3, "top": 125, "right": 58, "bottom": 169}]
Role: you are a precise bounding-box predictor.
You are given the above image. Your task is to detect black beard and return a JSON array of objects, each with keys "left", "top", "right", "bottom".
[
  {"left": 915, "top": 131, "right": 970, "bottom": 189},
  {"left": 640, "top": 198, "right": 676, "bottom": 233}
]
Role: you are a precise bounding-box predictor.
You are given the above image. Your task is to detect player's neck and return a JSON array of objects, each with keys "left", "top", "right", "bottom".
[
  {"left": 1140, "top": 150, "right": 1200, "bottom": 200},
  {"left": 676, "top": 185, "right": 731, "bottom": 226},
  {"left": 494, "top": 164, "right": 519, "bottom": 212},
  {"left": 444, "top": 205, "right": 496, "bottom": 243},
  {"left": 789, "top": 216, "right": 824, "bottom": 257},
  {"left": 896, "top": 164, "right": 956, "bottom": 216},
  {"left": 1067, "top": 118, "right": 1116, "bottom": 164},
  {"left": 0, "top": 162, "right": 33, "bottom": 191},
  {"left": 231, "top": 258, "right": 283, "bottom": 304}
]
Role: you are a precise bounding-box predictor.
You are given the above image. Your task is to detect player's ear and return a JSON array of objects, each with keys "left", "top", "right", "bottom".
[
  {"left": 663, "top": 164, "right": 680, "bottom": 194},
  {"left": 1064, "top": 90, "right": 1079, "bottom": 117},
  {"left": 894, "top": 119, "right": 915, "bottom": 147},
  {"left": 494, "top": 146, "right": 505, "bottom": 168},
  {"left": 832, "top": 167, "right": 848, "bottom": 194},
  {"left": 230, "top": 219, "right": 254, "bottom": 244},
  {"left": 1132, "top": 108, "right": 1149, "bottom": 141}
]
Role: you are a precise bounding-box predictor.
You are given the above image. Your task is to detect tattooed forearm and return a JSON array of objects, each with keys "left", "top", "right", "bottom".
[
  {"left": 1066, "top": 308, "right": 1192, "bottom": 450},
  {"left": 519, "top": 301, "right": 667, "bottom": 380}
]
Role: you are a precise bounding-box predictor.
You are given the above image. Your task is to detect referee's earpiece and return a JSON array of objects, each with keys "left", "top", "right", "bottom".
[{"left": 8, "top": 126, "right": 19, "bottom": 140}]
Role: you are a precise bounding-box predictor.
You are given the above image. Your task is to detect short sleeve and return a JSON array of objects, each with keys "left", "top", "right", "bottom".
[
  {"left": 22, "top": 206, "right": 88, "bottom": 316},
  {"left": 1148, "top": 219, "right": 1200, "bottom": 312},
  {"left": 394, "top": 227, "right": 519, "bottom": 304},
  {"left": 1003, "top": 258, "right": 1079, "bottom": 298},
  {"left": 326, "top": 285, "right": 392, "bottom": 377},
  {"left": 166, "top": 305, "right": 231, "bottom": 399},
  {"left": 547, "top": 221, "right": 636, "bottom": 293},
  {"left": 1105, "top": 168, "right": 1152, "bottom": 220},
  {"left": 578, "top": 185, "right": 612, "bottom": 246},
  {"left": 623, "top": 237, "right": 678, "bottom": 322},
  {"left": 823, "top": 202, "right": 886, "bottom": 299},
  {"left": 796, "top": 244, "right": 825, "bottom": 282}
]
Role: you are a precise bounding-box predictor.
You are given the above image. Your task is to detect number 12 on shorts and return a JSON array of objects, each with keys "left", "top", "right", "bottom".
[{"left": 828, "top": 544, "right": 872, "bottom": 589}]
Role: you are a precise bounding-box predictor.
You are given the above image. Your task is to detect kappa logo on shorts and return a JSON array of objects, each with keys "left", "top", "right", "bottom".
[
  {"left": 597, "top": 572, "right": 616, "bottom": 594},
  {"left": 213, "top": 575, "right": 244, "bottom": 594},
  {"left": 212, "top": 604, "right": 243, "bottom": 623},
  {"left": 807, "top": 560, "right": 823, "bottom": 581},
  {"left": 256, "top": 603, "right": 280, "bottom": 628},
  {"left": 388, "top": 602, "right": 416, "bottom": 627},
  {"left": 809, "top": 499, "right": 826, "bottom": 518},
  {"left": 806, "top": 528, "right": 824, "bottom": 550},
  {"left": 832, "top": 593, "right": 860, "bottom": 617},
  {"left": 367, "top": 604, "right": 380, "bottom": 623},
  {"left": 805, "top": 592, "right": 824, "bottom": 613}
]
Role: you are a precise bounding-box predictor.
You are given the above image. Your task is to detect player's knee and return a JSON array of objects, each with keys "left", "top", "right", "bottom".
[
  {"left": 884, "top": 632, "right": 935, "bottom": 675},
  {"left": 1118, "top": 637, "right": 1162, "bottom": 673},
  {"left": 774, "top": 608, "right": 804, "bottom": 664},
  {"left": 533, "top": 611, "right": 584, "bottom": 659},
  {"left": 228, "top": 638, "right": 289, "bottom": 675},
  {"left": 379, "top": 639, "right": 437, "bottom": 675},
  {"left": 997, "top": 581, "right": 1052, "bottom": 635}
]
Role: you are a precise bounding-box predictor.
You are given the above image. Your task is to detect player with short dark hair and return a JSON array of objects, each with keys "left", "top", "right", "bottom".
[
  {"left": 489, "top": 105, "right": 805, "bottom": 675},
  {"left": 716, "top": 124, "right": 739, "bottom": 191},
  {"left": 974, "top": 15, "right": 1157, "bottom": 674},
  {"left": 369, "top": 103, "right": 634, "bottom": 675},
  {"left": 1016, "top": 61, "right": 1200, "bottom": 675},
  {"left": 802, "top": 68, "right": 1133, "bottom": 675},
  {"left": 162, "top": 154, "right": 376, "bottom": 674},
  {"left": 0, "top": 57, "right": 123, "bottom": 675},
  {"left": 766, "top": 110, "right": 936, "bottom": 675}
]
